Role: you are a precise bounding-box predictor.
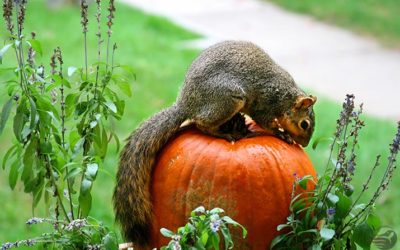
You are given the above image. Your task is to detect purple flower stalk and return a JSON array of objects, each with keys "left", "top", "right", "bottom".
[
  {"left": 65, "top": 219, "right": 87, "bottom": 231},
  {"left": 327, "top": 207, "right": 335, "bottom": 216},
  {"left": 1, "top": 242, "right": 14, "bottom": 250},
  {"left": 210, "top": 219, "right": 222, "bottom": 233},
  {"left": 26, "top": 217, "right": 44, "bottom": 225}
]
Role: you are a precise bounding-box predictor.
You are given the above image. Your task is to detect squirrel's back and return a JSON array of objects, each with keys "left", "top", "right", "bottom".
[
  {"left": 179, "top": 40, "right": 304, "bottom": 120},
  {"left": 184, "top": 41, "right": 292, "bottom": 86}
]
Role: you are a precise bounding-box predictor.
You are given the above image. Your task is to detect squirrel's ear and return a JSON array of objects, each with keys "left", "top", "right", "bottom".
[{"left": 295, "top": 95, "right": 317, "bottom": 110}]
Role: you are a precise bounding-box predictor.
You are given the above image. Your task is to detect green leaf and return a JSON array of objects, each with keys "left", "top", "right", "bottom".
[
  {"left": 201, "top": 230, "right": 209, "bottom": 245},
  {"left": 353, "top": 222, "right": 375, "bottom": 250},
  {"left": 73, "top": 138, "right": 85, "bottom": 155},
  {"left": 220, "top": 225, "right": 233, "bottom": 250},
  {"left": 114, "top": 99, "right": 125, "bottom": 119},
  {"left": 79, "top": 192, "right": 92, "bottom": 217},
  {"left": 221, "top": 216, "right": 239, "bottom": 226},
  {"left": 194, "top": 240, "right": 206, "bottom": 250},
  {"left": 2, "top": 144, "right": 18, "bottom": 170},
  {"left": 90, "top": 120, "right": 98, "bottom": 128},
  {"left": 32, "top": 180, "right": 44, "bottom": 208},
  {"left": 160, "top": 228, "right": 175, "bottom": 238},
  {"left": 36, "top": 95, "right": 60, "bottom": 121},
  {"left": 114, "top": 64, "right": 136, "bottom": 79},
  {"left": 85, "top": 163, "right": 98, "bottom": 180},
  {"left": 327, "top": 193, "right": 339, "bottom": 204},
  {"left": 366, "top": 213, "right": 381, "bottom": 233},
  {"left": 298, "top": 229, "right": 318, "bottom": 235},
  {"left": 298, "top": 177, "right": 310, "bottom": 190},
  {"left": 64, "top": 167, "right": 82, "bottom": 180},
  {"left": 311, "top": 244, "right": 322, "bottom": 250},
  {"left": 65, "top": 93, "right": 78, "bottom": 117},
  {"left": 192, "top": 206, "right": 206, "bottom": 215},
  {"left": 211, "top": 233, "right": 220, "bottom": 250},
  {"left": 269, "top": 234, "right": 287, "bottom": 249},
  {"left": 104, "top": 101, "right": 117, "bottom": 113},
  {"left": 210, "top": 207, "right": 224, "bottom": 214},
  {"left": 22, "top": 138, "right": 37, "bottom": 181},
  {"left": 62, "top": 78, "right": 71, "bottom": 88},
  {"left": 116, "top": 81, "right": 132, "bottom": 97},
  {"left": 312, "top": 136, "right": 333, "bottom": 150},
  {"left": 345, "top": 184, "right": 354, "bottom": 197},
  {"left": 277, "top": 224, "right": 290, "bottom": 231},
  {"left": 320, "top": 227, "right": 335, "bottom": 241},
  {"left": 13, "top": 104, "right": 26, "bottom": 142},
  {"left": 101, "top": 127, "right": 108, "bottom": 157},
  {"left": 102, "top": 232, "right": 118, "bottom": 250},
  {"left": 23, "top": 175, "right": 37, "bottom": 193},
  {"left": 336, "top": 193, "right": 352, "bottom": 219},
  {"left": 39, "top": 141, "right": 52, "bottom": 154},
  {"left": 75, "top": 101, "right": 88, "bottom": 116},
  {"left": 0, "top": 44, "right": 12, "bottom": 64},
  {"left": 27, "top": 39, "right": 43, "bottom": 56},
  {"left": 69, "top": 130, "right": 80, "bottom": 151},
  {"left": 28, "top": 97, "right": 37, "bottom": 129},
  {"left": 0, "top": 98, "right": 14, "bottom": 134},
  {"left": 80, "top": 179, "right": 92, "bottom": 195},
  {"left": 110, "top": 131, "right": 120, "bottom": 153},
  {"left": 9, "top": 160, "right": 20, "bottom": 190},
  {"left": 221, "top": 216, "right": 247, "bottom": 238}
]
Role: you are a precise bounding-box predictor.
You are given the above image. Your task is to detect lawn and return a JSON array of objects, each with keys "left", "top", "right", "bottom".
[
  {"left": 267, "top": 0, "right": 400, "bottom": 47},
  {"left": 0, "top": 1, "right": 399, "bottom": 249}
]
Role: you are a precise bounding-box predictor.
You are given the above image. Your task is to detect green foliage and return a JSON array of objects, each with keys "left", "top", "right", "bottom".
[
  {"left": 271, "top": 95, "right": 400, "bottom": 249},
  {"left": 160, "top": 206, "right": 247, "bottom": 250},
  {"left": 0, "top": 0, "right": 131, "bottom": 249},
  {"left": 2, "top": 217, "right": 117, "bottom": 250}
]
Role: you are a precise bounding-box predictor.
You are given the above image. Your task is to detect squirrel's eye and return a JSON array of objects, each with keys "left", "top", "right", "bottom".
[{"left": 299, "top": 120, "right": 310, "bottom": 130}]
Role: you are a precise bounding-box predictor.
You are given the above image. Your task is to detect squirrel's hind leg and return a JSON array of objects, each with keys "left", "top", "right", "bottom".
[{"left": 194, "top": 96, "right": 246, "bottom": 141}]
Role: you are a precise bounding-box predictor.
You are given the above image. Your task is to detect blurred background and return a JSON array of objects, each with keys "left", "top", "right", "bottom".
[{"left": 0, "top": 0, "right": 399, "bottom": 248}]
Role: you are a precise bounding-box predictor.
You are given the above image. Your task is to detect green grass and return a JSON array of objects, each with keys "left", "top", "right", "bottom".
[
  {"left": 0, "top": 1, "right": 399, "bottom": 249},
  {"left": 267, "top": 0, "right": 400, "bottom": 47}
]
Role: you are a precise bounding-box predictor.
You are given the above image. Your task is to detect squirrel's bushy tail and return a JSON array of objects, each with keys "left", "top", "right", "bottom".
[{"left": 113, "top": 104, "right": 186, "bottom": 246}]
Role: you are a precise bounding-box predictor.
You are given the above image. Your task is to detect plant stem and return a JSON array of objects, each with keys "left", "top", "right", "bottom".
[
  {"left": 84, "top": 32, "right": 88, "bottom": 79},
  {"left": 105, "top": 35, "right": 110, "bottom": 73},
  {"left": 44, "top": 155, "right": 71, "bottom": 222},
  {"left": 94, "top": 0, "right": 102, "bottom": 101}
]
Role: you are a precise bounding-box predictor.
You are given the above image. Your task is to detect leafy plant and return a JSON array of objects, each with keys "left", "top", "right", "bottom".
[
  {"left": 271, "top": 94, "right": 400, "bottom": 249},
  {"left": 1, "top": 0, "right": 133, "bottom": 249},
  {"left": 160, "top": 206, "right": 247, "bottom": 250}
]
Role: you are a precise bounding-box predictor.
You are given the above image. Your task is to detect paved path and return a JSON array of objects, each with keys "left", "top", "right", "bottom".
[{"left": 121, "top": 0, "right": 400, "bottom": 120}]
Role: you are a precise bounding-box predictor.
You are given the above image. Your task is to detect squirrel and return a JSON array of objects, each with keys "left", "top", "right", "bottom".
[{"left": 113, "top": 40, "right": 317, "bottom": 247}]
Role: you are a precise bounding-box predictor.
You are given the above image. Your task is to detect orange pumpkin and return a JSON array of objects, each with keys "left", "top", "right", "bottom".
[{"left": 149, "top": 125, "right": 316, "bottom": 249}]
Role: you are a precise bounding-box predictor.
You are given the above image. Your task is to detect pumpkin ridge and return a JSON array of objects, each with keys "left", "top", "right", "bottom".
[
  {"left": 266, "top": 140, "right": 292, "bottom": 203},
  {"left": 173, "top": 136, "right": 199, "bottom": 225},
  {"left": 244, "top": 146, "right": 256, "bottom": 244},
  {"left": 274, "top": 141, "right": 297, "bottom": 206},
  {"left": 245, "top": 139, "right": 273, "bottom": 243},
  {"left": 182, "top": 134, "right": 212, "bottom": 217},
  {"left": 207, "top": 141, "right": 226, "bottom": 211}
]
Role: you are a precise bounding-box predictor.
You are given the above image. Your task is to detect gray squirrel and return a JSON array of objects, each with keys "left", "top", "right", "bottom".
[{"left": 113, "top": 40, "right": 317, "bottom": 247}]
